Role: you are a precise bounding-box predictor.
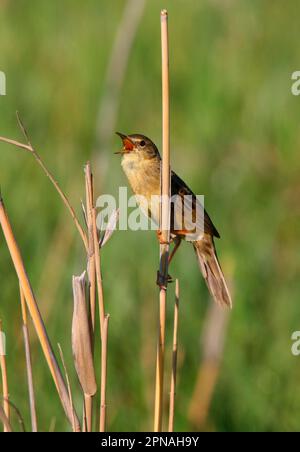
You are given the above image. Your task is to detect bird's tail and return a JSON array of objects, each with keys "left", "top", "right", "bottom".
[{"left": 193, "top": 236, "right": 232, "bottom": 308}]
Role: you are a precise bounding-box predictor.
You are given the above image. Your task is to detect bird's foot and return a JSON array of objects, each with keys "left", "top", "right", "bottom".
[{"left": 156, "top": 230, "right": 172, "bottom": 245}]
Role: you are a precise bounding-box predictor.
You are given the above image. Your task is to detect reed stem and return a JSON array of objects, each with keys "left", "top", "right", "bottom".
[
  {"left": 168, "top": 280, "right": 179, "bottom": 432},
  {"left": 0, "top": 320, "right": 9, "bottom": 432},
  {"left": 20, "top": 284, "right": 38, "bottom": 432},
  {"left": 154, "top": 9, "right": 171, "bottom": 432}
]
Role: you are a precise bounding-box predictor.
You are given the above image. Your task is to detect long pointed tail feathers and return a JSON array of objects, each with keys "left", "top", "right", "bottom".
[{"left": 193, "top": 237, "right": 232, "bottom": 308}]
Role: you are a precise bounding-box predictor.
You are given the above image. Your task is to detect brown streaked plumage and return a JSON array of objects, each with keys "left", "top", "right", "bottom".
[{"left": 116, "top": 132, "right": 232, "bottom": 308}]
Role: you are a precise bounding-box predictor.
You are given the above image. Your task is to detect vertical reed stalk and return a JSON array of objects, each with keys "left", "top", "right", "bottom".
[
  {"left": 84, "top": 163, "right": 96, "bottom": 432},
  {"left": 85, "top": 162, "right": 105, "bottom": 339},
  {"left": 100, "top": 314, "right": 109, "bottom": 432},
  {"left": 19, "top": 284, "right": 38, "bottom": 432},
  {"left": 168, "top": 280, "right": 180, "bottom": 432},
  {"left": 57, "top": 344, "right": 76, "bottom": 433},
  {"left": 0, "top": 320, "right": 9, "bottom": 432},
  {"left": 154, "top": 9, "right": 171, "bottom": 432}
]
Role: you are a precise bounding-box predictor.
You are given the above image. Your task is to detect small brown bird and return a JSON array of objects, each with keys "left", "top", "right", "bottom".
[{"left": 116, "top": 132, "right": 232, "bottom": 308}]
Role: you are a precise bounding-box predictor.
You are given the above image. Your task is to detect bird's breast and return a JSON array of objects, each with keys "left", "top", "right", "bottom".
[{"left": 121, "top": 154, "right": 161, "bottom": 223}]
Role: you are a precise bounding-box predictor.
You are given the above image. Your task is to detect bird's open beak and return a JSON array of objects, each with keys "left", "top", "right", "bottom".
[{"left": 115, "top": 132, "right": 134, "bottom": 154}]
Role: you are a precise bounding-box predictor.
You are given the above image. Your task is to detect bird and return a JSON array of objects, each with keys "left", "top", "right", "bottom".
[{"left": 115, "top": 132, "right": 232, "bottom": 308}]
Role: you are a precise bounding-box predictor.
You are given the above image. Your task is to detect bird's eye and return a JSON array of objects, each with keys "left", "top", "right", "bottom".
[{"left": 140, "top": 140, "right": 146, "bottom": 147}]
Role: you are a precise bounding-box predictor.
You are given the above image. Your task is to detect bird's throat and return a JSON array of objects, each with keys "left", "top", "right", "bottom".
[{"left": 121, "top": 153, "right": 161, "bottom": 198}]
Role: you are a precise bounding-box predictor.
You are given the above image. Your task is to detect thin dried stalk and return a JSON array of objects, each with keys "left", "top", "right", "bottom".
[
  {"left": 0, "top": 320, "right": 9, "bottom": 432},
  {"left": 154, "top": 9, "right": 171, "bottom": 433},
  {"left": 0, "top": 114, "right": 88, "bottom": 251},
  {"left": 100, "top": 315, "right": 110, "bottom": 432},
  {"left": 168, "top": 280, "right": 180, "bottom": 432},
  {"left": 57, "top": 344, "right": 76, "bottom": 433},
  {"left": 19, "top": 284, "right": 38, "bottom": 432},
  {"left": 0, "top": 197, "right": 81, "bottom": 431}
]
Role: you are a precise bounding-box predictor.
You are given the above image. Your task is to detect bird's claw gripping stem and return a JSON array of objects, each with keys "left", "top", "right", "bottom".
[
  {"left": 156, "top": 230, "right": 170, "bottom": 245},
  {"left": 156, "top": 270, "right": 174, "bottom": 289}
]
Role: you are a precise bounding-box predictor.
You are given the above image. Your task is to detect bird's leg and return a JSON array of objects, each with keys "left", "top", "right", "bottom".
[
  {"left": 168, "top": 236, "right": 182, "bottom": 266},
  {"left": 156, "top": 229, "right": 172, "bottom": 245},
  {"left": 156, "top": 236, "right": 181, "bottom": 288}
]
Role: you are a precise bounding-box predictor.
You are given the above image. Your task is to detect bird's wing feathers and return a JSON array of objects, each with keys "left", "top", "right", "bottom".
[{"left": 171, "top": 171, "right": 220, "bottom": 238}]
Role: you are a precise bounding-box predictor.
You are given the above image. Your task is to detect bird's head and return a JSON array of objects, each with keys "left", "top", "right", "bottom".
[{"left": 115, "top": 133, "right": 160, "bottom": 160}]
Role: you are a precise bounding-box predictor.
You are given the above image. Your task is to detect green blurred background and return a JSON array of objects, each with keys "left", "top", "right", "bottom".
[{"left": 1, "top": 0, "right": 300, "bottom": 432}]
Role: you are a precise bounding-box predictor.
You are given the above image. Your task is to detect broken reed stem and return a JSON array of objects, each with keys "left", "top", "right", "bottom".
[
  {"left": 20, "top": 284, "right": 38, "bottom": 432},
  {"left": 0, "top": 115, "right": 88, "bottom": 251},
  {"left": 100, "top": 315, "right": 109, "bottom": 432},
  {"left": 0, "top": 320, "right": 9, "bottom": 432},
  {"left": 57, "top": 344, "right": 76, "bottom": 433},
  {"left": 154, "top": 9, "right": 171, "bottom": 433},
  {"left": 0, "top": 197, "right": 81, "bottom": 431},
  {"left": 168, "top": 280, "right": 179, "bottom": 432}
]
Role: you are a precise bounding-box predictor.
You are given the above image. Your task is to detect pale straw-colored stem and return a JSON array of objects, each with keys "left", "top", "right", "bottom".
[
  {"left": 20, "top": 284, "right": 38, "bottom": 432},
  {"left": 85, "top": 163, "right": 96, "bottom": 336},
  {"left": 100, "top": 315, "right": 110, "bottom": 432},
  {"left": 0, "top": 320, "right": 9, "bottom": 432},
  {"left": 154, "top": 9, "right": 171, "bottom": 433},
  {"left": 168, "top": 280, "right": 180, "bottom": 432}
]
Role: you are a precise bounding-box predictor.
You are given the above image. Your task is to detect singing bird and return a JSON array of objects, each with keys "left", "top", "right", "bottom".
[{"left": 116, "top": 132, "right": 232, "bottom": 308}]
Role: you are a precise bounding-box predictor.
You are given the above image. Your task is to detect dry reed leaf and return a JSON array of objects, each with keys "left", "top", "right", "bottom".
[
  {"left": 72, "top": 272, "right": 97, "bottom": 396},
  {"left": 100, "top": 208, "right": 119, "bottom": 248}
]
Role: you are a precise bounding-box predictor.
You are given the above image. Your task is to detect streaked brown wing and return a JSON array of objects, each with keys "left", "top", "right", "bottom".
[{"left": 171, "top": 171, "right": 220, "bottom": 238}]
